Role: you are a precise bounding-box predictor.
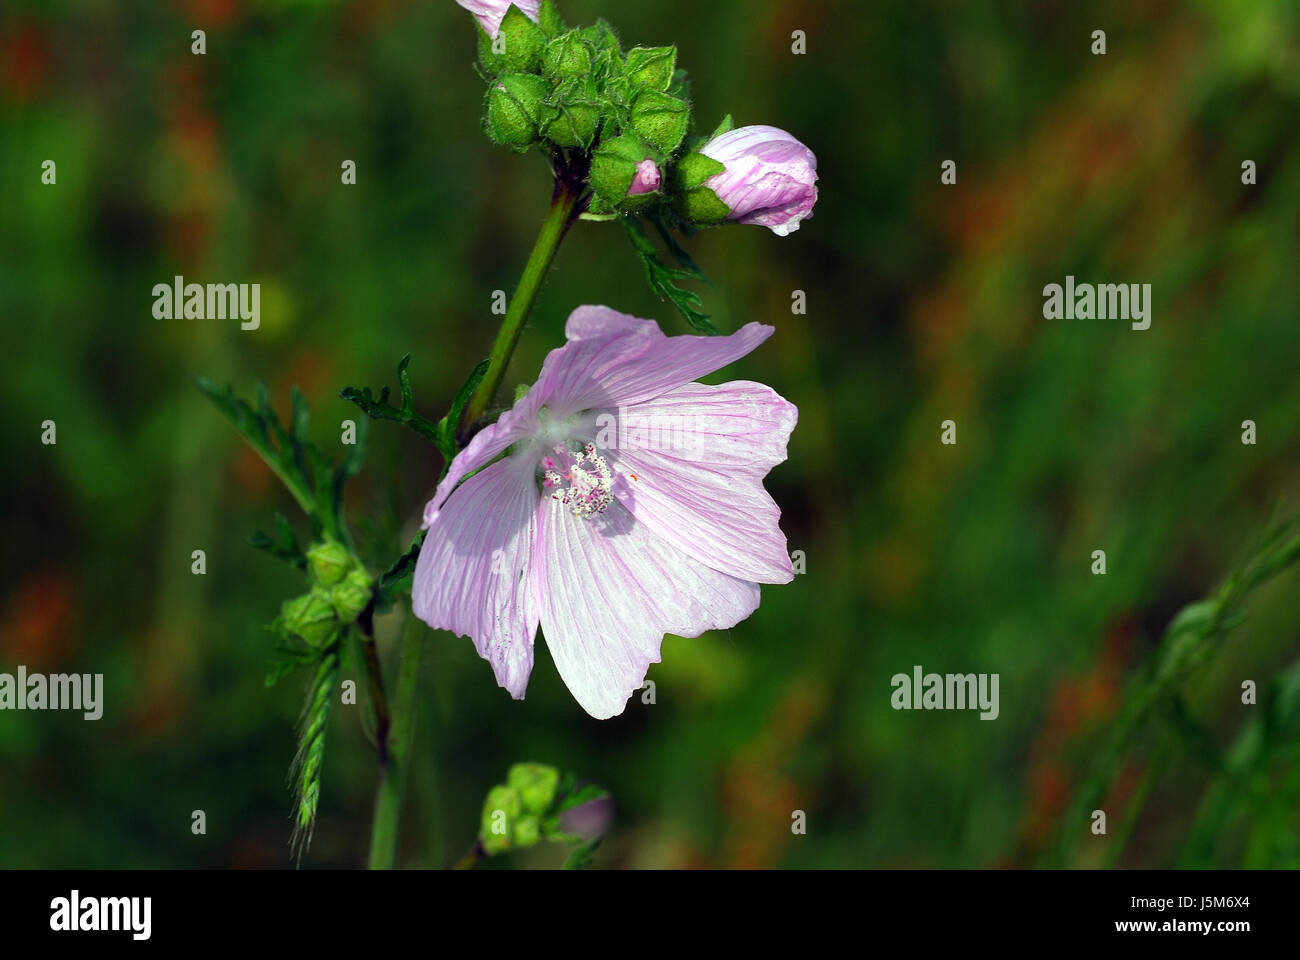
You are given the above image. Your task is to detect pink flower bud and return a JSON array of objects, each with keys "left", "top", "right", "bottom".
[
  {"left": 456, "top": 0, "right": 541, "bottom": 40},
  {"left": 698, "top": 125, "right": 818, "bottom": 236},
  {"left": 627, "top": 159, "right": 662, "bottom": 196}
]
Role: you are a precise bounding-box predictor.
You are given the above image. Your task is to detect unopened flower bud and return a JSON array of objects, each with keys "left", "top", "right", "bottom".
[
  {"left": 507, "top": 762, "right": 560, "bottom": 814},
  {"left": 306, "top": 540, "right": 351, "bottom": 587},
  {"left": 627, "top": 158, "right": 661, "bottom": 195},
  {"left": 486, "top": 73, "right": 556, "bottom": 147},
  {"left": 623, "top": 46, "right": 676, "bottom": 92},
  {"left": 543, "top": 79, "right": 601, "bottom": 148},
  {"left": 697, "top": 124, "right": 818, "bottom": 236},
  {"left": 589, "top": 133, "right": 656, "bottom": 208},
  {"left": 280, "top": 589, "right": 337, "bottom": 648},
  {"left": 329, "top": 566, "right": 372, "bottom": 624},
  {"left": 512, "top": 814, "right": 541, "bottom": 847},
  {"left": 544, "top": 31, "right": 592, "bottom": 80},
  {"left": 629, "top": 89, "right": 689, "bottom": 155},
  {"left": 480, "top": 784, "right": 521, "bottom": 855}
]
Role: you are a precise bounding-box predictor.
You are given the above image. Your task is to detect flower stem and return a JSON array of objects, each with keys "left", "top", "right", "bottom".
[
  {"left": 367, "top": 609, "right": 426, "bottom": 869},
  {"left": 464, "top": 177, "right": 584, "bottom": 427}
]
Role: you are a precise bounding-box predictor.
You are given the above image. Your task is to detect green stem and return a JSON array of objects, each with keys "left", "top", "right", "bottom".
[
  {"left": 367, "top": 609, "right": 426, "bottom": 869},
  {"left": 464, "top": 178, "right": 584, "bottom": 427}
]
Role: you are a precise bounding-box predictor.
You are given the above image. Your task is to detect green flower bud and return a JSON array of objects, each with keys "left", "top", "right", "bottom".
[
  {"left": 672, "top": 150, "right": 731, "bottom": 225},
  {"left": 280, "top": 589, "right": 337, "bottom": 648},
  {"left": 485, "top": 73, "right": 556, "bottom": 147},
  {"left": 497, "top": 5, "right": 548, "bottom": 73},
  {"left": 629, "top": 89, "right": 689, "bottom": 155},
  {"left": 306, "top": 539, "right": 351, "bottom": 587},
  {"left": 624, "top": 46, "right": 676, "bottom": 92},
  {"left": 507, "top": 763, "right": 561, "bottom": 814},
  {"left": 578, "top": 19, "right": 621, "bottom": 57},
  {"left": 329, "top": 566, "right": 372, "bottom": 624},
  {"left": 480, "top": 784, "right": 522, "bottom": 855},
  {"left": 544, "top": 32, "right": 592, "bottom": 80},
  {"left": 512, "top": 814, "right": 541, "bottom": 848},
  {"left": 543, "top": 79, "right": 600, "bottom": 148},
  {"left": 589, "top": 133, "right": 650, "bottom": 207}
]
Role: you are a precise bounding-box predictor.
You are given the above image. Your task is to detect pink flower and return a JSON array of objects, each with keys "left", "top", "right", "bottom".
[
  {"left": 627, "top": 159, "right": 662, "bottom": 196},
  {"left": 455, "top": 0, "right": 541, "bottom": 40},
  {"left": 412, "top": 307, "right": 797, "bottom": 718},
  {"left": 699, "top": 125, "right": 818, "bottom": 236}
]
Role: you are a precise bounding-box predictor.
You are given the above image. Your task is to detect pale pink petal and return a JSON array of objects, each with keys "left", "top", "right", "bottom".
[
  {"left": 536, "top": 497, "right": 760, "bottom": 718},
  {"left": 564, "top": 304, "right": 651, "bottom": 342},
  {"left": 607, "top": 381, "right": 797, "bottom": 583},
  {"left": 535, "top": 306, "right": 774, "bottom": 417},
  {"left": 421, "top": 388, "right": 544, "bottom": 527},
  {"left": 699, "top": 125, "right": 818, "bottom": 237},
  {"left": 412, "top": 456, "right": 540, "bottom": 698}
]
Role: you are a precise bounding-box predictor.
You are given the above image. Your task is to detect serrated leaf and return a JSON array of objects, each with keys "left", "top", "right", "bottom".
[{"left": 623, "top": 217, "right": 719, "bottom": 334}]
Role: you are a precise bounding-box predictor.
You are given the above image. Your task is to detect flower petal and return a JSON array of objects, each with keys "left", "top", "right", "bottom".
[
  {"left": 421, "top": 387, "right": 544, "bottom": 527},
  {"left": 535, "top": 306, "right": 774, "bottom": 416},
  {"left": 606, "top": 380, "right": 797, "bottom": 583},
  {"left": 536, "top": 497, "right": 760, "bottom": 718},
  {"left": 412, "top": 456, "right": 540, "bottom": 698}
]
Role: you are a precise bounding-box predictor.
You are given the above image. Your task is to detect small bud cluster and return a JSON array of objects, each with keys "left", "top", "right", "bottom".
[
  {"left": 466, "top": 2, "right": 818, "bottom": 235},
  {"left": 472, "top": 1, "right": 735, "bottom": 226},
  {"left": 277, "top": 540, "right": 374, "bottom": 648},
  {"left": 479, "top": 762, "right": 562, "bottom": 854}
]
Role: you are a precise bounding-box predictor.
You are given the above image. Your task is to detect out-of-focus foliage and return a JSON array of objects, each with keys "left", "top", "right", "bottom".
[{"left": 1, "top": 0, "right": 1298, "bottom": 868}]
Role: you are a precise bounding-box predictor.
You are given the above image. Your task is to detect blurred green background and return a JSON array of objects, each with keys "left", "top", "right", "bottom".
[{"left": 2, "top": 0, "right": 1299, "bottom": 868}]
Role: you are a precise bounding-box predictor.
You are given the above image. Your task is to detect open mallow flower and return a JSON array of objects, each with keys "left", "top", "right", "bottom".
[
  {"left": 412, "top": 306, "right": 797, "bottom": 718},
  {"left": 456, "top": 0, "right": 541, "bottom": 40},
  {"left": 699, "top": 125, "right": 819, "bottom": 236}
]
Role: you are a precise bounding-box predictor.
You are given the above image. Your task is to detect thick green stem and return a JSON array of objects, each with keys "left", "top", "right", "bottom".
[
  {"left": 367, "top": 610, "right": 426, "bottom": 869},
  {"left": 464, "top": 179, "right": 583, "bottom": 427}
]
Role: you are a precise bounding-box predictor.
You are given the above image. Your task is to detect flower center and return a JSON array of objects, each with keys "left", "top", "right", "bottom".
[{"left": 542, "top": 442, "right": 613, "bottom": 518}]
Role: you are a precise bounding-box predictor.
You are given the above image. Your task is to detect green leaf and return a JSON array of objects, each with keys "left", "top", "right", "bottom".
[
  {"left": 623, "top": 216, "right": 719, "bottom": 334},
  {"left": 198, "top": 378, "right": 357, "bottom": 542},
  {"left": 374, "top": 529, "right": 427, "bottom": 611},
  {"left": 435, "top": 358, "right": 490, "bottom": 463},
  {"left": 340, "top": 355, "right": 442, "bottom": 447},
  {"left": 250, "top": 512, "right": 308, "bottom": 571}
]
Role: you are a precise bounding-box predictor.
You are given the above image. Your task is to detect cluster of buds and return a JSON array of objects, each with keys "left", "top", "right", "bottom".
[
  {"left": 479, "top": 762, "right": 562, "bottom": 854},
  {"left": 276, "top": 540, "right": 374, "bottom": 648},
  {"left": 462, "top": 0, "right": 818, "bottom": 235}
]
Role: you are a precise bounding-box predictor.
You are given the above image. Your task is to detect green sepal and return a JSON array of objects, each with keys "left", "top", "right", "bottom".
[
  {"left": 677, "top": 184, "right": 731, "bottom": 225},
  {"left": 624, "top": 45, "right": 676, "bottom": 92},
  {"left": 589, "top": 132, "right": 649, "bottom": 206},
  {"left": 543, "top": 31, "right": 592, "bottom": 80},
  {"left": 673, "top": 150, "right": 726, "bottom": 190},
  {"left": 579, "top": 19, "right": 620, "bottom": 54},
  {"left": 498, "top": 5, "right": 548, "bottom": 73},
  {"left": 484, "top": 73, "right": 556, "bottom": 147},
  {"left": 629, "top": 88, "right": 689, "bottom": 154},
  {"left": 544, "top": 78, "right": 601, "bottom": 148},
  {"left": 537, "top": 0, "right": 566, "bottom": 37},
  {"left": 705, "top": 112, "right": 734, "bottom": 143},
  {"left": 476, "top": 23, "right": 504, "bottom": 75}
]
